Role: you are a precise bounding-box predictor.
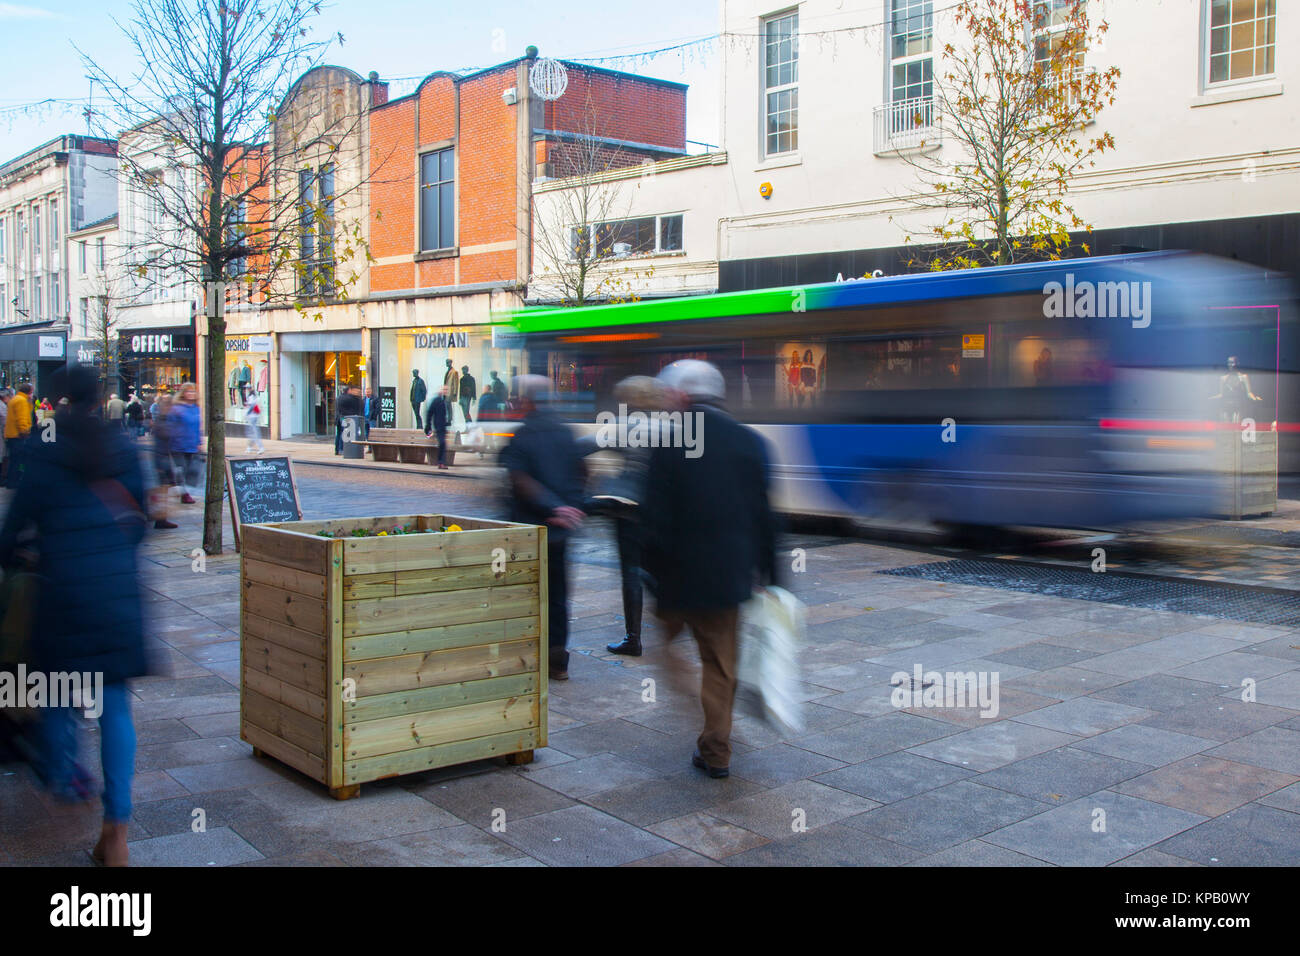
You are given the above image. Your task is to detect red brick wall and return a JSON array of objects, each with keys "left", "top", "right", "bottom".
[
  {"left": 545, "top": 66, "right": 686, "bottom": 151},
  {"left": 366, "top": 60, "right": 685, "bottom": 295}
]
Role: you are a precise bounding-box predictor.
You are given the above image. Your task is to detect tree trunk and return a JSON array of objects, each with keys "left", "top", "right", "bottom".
[{"left": 202, "top": 310, "right": 226, "bottom": 554}]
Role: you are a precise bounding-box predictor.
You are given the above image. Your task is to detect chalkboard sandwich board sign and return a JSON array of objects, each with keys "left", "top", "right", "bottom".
[{"left": 225, "top": 456, "right": 303, "bottom": 550}]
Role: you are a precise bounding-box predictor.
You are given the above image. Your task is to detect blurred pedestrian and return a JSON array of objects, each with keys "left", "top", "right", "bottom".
[
  {"left": 150, "top": 394, "right": 177, "bottom": 530},
  {"left": 244, "top": 391, "right": 266, "bottom": 456},
  {"left": 125, "top": 392, "right": 146, "bottom": 439},
  {"left": 168, "top": 382, "right": 202, "bottom": 504},
  {"left": 336, "top": 383, "right": 362, "bottom": 455},
  {"left": 0, "top": 389, "right": 10, "bottom": 485},
  {"left": 590, "top": 375, "right": 664, "bottom": 657},
  {"left": 500, "top": 375, "right": 586, "bottom": 680},
  {"left": 425, "top": 386, "right": 451, "bottom": 469},
  {"left": 363, "top": 386, "right": 378, "bottom": 438},
  {"left": 106, "top": 392, "right": 125, "bottom": 429},
  {"left": 5, "top": 384, "right": 34, "bottom": 490},
  {"left": 642, "top": 360, "right": 779, "bottom": 778},
  {"left": 0, "top": 365, "right": 151, "bottom": 866},
  {"left": 477, "top": 384, "right": 502, "bottom": 421}
]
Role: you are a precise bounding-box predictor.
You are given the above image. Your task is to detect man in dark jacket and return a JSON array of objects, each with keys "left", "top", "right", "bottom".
[
  {"left": 499, "top": 375, "right": 586, "bottom": 680},
  {"left": 335, "top": 384, "right": 363, "bottom": 455},
  {"left": 363, "top": 386, "right": 379, "bottom": 437},
  {"left": 410, "top": 369, "right": 428, "bottom": 430},
  {"left": 641, "top": 360, "right": 778, "bottom": 778},
  {"left": 0, "top": 365, "right": 149, "bottom": 865},
  {"left": 425, "top": 386, "right": 451, "bottom": 468}
]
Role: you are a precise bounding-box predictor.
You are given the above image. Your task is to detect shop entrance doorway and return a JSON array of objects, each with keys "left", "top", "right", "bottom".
[{"left": 305, "top": 351, "right": 362, "bottom": 436}]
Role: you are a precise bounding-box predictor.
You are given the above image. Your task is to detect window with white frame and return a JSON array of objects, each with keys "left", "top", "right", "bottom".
[
  {"left": 763, "top": 11, "right": 799, "bottom": 156},
  {"left": 1206, "top": 0, "right": 1276, "bottom": 86},
  {"left": 570, "top": 214, "right": 684, "bottom": 261},
  {"left": 0, "top": 216, "right": 6, "bottom": 265},
  {"left": 79, "top": 297, "right": 89, "bottom": 338},
  {"left": 890, "top": 0, "right": 934, "bottom": 106},
  {"left": 31, "top": 203, "right": 41, "bottom": 268},
  {"left": 79, "top": 240, "right": 87, "bottom": 274},
  {"left": 1032, "top": 0, "right": 1086, "bottom": 99},
  {"left": 96, "top": 237, "right": 105, "bottom": 270}
]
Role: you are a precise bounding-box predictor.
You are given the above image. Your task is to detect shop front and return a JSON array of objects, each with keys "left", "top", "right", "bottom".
[
  {"left": 225, "top": 334, "right": 273, "bottom": 434},
  {"left": 118, "top": 326, "right": 196, "bottom": 403},
  {"left": 0, "top": 327, "right": 67, "bottom": 400},
  {"left": 375, "top": 327, "right": 524, "bottom": 431},
  {"left": 278, "top": 330, "right": 363, "bottom": 438}
]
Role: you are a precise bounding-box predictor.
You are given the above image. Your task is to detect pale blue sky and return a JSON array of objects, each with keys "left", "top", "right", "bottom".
[{"left": 0, "top": 0, "right": 722, "bottom": 160}]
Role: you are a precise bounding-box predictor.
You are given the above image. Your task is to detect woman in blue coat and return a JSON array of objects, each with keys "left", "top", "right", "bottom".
[
  {"left": 168, "top": 382, "right": 202, "bottom": 504},
  {"left": 0, "top": 365, "right": 150, "bottom": 866}
]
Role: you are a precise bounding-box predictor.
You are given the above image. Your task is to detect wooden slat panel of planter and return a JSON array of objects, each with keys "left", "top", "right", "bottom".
[
  {"left": 242, "top": 557, "right": 328, "bottom": 600},
  {"left": 343, "top": 528, "right": 540, "bottom": 575},
  {"left": 344, "top": 672, "right": 539, "bottom": 723},
  {"left": 242, "top": 582, "right": 328, "bottom": 635},
  {"left": 242, "top": 611, "right": 327, "bottom": 661},
  {"left": 342, "top": 560, "right": 540, "bottom": 601},
  {"left": 343, "top": 615, "right": 541, "bottom": 663},
  {"left": 240, "top": 514, "right": 546, "bottom": 799},
  {"left": 344, "top": 583, "right": 540, "bottom": 637},
  {"left": 243, "top": 633, "right": 329, "bottom": 696},
  {"left": 242, "top": 666, "right": 327, "bottom": 721},
  {"left": 241, "top": 525, "right": 329, "bottom": 576},
  {"left": 244, "top": 686, "right": 327, "bottom": 758},
  {"left": 243, "top": 722, "right": 327, "bottom": 783},
  {"left": 344, "top": 728, "right": 541, "bottom": 785},
  {"left": 345, "top": 694, "right": 537, "bottom": 760},
  {"left": 345, "top": 638, "right": 539, "bottom": 697}
]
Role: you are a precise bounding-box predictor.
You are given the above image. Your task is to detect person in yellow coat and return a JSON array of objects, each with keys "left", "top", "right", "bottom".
[{"left": 5, "top": 384, "right": 34, "bottom": 489}]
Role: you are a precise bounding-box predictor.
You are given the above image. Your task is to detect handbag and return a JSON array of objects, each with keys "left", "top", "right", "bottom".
[{"left": 736, "top": 586, "right": 806, "bottom": 734}]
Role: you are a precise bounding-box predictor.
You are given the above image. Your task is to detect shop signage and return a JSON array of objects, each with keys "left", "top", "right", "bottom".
[
  {"left": 126, "top": 332, "right": 193, "bottom": 357},
  {"left": 962, "top": 334, "right": 985, "bottom": 358},
  {"left": 491, "top": 326, "right": 524, "bottom": 350},
  {"left": 413, "top": 331, "right": 469, "bottom": 349},
  {"left": 379, "top": 386, "right": 397, "bottom": 428},
  {"left": 249, "top": 335, "right": 272, "bottom": 352},
  {"left": 38, "top": 335, "right": 66, "bottom": 359}
]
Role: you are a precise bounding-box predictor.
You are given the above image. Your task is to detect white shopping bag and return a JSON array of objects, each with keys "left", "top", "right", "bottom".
[
  {"left": 736, "top": 586, "right": 806, "bottom": 734},
  {"left": 450, "top": 400, "right": 468, "bottom": 434}
]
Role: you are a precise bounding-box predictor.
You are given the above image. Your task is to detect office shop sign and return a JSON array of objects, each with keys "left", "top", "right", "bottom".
[{"left": 123, "top": 332, "right": 194, "bottom": 359}]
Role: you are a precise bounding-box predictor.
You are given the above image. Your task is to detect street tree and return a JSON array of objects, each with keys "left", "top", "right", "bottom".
[
  {"left": 895, "top": 0, "right": 1120, "bottom": 269},
  {"left": 81, "top": 0, "right": 371, "bottom": 553}
]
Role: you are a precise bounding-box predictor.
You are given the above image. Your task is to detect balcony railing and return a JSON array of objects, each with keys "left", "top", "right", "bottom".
[{"left": 873, "top": 96, "right": 938, "bottom": 154}]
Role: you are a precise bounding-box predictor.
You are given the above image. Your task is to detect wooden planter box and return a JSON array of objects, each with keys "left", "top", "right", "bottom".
[{"left": 238, "top": 513, "right": 547, "bottom": 799}]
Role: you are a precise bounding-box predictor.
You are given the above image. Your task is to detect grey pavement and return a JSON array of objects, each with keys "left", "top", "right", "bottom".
[{"left": 2, "top": 459, "right": 1299, "bottom": 866}]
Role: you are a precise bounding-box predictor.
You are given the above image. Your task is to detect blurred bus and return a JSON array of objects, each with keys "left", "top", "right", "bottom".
[{"left": 506, "top": 252, "right": 1298, "bottom": 528}]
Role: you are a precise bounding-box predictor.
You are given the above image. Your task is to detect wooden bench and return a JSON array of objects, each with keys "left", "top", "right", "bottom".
[{"left": 361, "top": 427, "right": 457, "bottom": 466}]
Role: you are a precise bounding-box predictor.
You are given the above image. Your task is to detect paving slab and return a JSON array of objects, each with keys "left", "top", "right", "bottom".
[
  {"left": 842, "top": 780, "right": 1047, "bottom": 851},
  {"left": 983, "top": 791, "right": 1206, "bottom": 866}
]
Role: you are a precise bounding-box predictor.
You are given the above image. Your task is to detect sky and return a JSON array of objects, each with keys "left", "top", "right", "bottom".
[{"left": 0, "top": 0, "right": 723, "bottom": 161}]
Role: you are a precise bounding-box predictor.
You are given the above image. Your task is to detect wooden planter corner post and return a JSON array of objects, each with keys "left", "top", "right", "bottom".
[{"left": 239, "top": 514, "right": 548, "bottom": 799}]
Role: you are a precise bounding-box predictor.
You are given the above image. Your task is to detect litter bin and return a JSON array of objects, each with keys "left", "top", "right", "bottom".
[{"left": 342, "top": 415, "right": 366, "bottom": 459}]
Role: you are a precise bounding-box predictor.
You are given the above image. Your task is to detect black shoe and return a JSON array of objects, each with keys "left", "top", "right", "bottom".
[
  {"left": 548, "top": 664, "right": 569, "bottom": 681},
  {"left": 606, "top": 637, "right": 642, "bottom": 657},
  {"left": 692, "top": 751, "right": 729, "bottom": 778},
  {"left": 153, "top": 519, "right": 178, "bottom": 529}
]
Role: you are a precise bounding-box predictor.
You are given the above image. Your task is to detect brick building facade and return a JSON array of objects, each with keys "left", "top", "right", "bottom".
[{"left": 217, "top": 52, "right": 685, "bottom": 439}]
